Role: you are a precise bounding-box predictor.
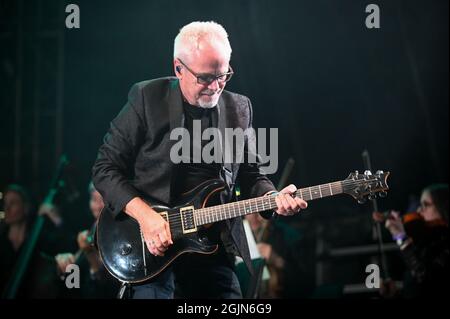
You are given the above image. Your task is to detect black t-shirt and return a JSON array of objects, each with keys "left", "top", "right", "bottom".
[
  {"left": 171, "top": 102, "right": 225, "bottom": 245},
  {"left": 171, "top": 102, "right": 222, "bottom": 198}
]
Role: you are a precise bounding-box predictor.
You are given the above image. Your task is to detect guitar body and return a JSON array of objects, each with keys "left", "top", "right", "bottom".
[{"left": 96, "top": 179, "right": 226, "bottom": 283}]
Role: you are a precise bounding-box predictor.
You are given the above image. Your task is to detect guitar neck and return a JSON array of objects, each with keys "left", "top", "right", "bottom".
[{"left": 194, "top": 180, "right": 345, "bottom": 226}]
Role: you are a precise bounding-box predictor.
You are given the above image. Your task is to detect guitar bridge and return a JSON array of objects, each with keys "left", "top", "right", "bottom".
[{"left": 180, "top": 206, "right": 197, "bottom": 234}]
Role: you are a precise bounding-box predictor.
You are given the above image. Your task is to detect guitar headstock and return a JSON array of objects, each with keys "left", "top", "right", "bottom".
[{"left": 343, "top": 170, "right": 390, "bottom": 204}]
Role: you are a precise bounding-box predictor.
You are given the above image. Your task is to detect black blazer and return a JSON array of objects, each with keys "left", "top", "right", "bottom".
[{"left": 92, "top": 77, "right": 276, "bottom": 273}]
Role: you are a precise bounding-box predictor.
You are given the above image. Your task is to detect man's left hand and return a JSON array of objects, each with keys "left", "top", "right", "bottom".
[{"left": 273, "top": 184, "right": 307, "bottom": 216}]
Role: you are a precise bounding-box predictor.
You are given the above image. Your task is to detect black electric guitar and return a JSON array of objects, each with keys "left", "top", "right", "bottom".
[{"left": 97, "top": 170, "right": 390, "bottom": 283}]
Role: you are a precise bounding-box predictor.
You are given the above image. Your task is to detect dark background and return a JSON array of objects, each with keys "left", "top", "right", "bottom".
[{"left": 0, "top": 0, "right": 448, "bottom": 298}]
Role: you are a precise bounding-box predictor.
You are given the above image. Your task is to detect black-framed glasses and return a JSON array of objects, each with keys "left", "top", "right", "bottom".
[{"left": 178, "top": 59, "right": 234, "bottom": 85}]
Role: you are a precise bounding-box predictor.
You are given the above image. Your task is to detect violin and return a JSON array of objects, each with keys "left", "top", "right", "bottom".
[
  {"left": 401, "top": 212, "right": 427, "bottom": 241},
  {"left": 402, "top": 211, "right": 423, "bottom": 223},
  {"left": 373, "top": 211, "right": 428, "bottom": 241},
  {"left": 373, "top": 210, "right": 422, "bottom": 223}
]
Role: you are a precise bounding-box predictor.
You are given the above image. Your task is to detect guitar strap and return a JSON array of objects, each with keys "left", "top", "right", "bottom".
[{"left": 211, "top": 105, "right": 236, "bottom": 200}]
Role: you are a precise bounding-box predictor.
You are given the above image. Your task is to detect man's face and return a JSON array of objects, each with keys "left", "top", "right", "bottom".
[{"left": 175, "top": 43, "right": 230, "bottom": 108}]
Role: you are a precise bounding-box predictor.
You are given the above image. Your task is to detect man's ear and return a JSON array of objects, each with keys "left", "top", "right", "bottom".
[{"left": 174, "top": 60, "right": 182, "bottom": 78}]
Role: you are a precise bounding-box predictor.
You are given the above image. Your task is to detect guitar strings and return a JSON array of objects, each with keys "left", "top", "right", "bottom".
[
  {"left": 166, "top": 179, "right": 385, "bottom": 227},
  {"left": 164, "top": 179, "right": 385, "bottom": 228}
]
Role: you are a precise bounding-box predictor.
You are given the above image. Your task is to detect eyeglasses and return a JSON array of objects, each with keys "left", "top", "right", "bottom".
[{"left": 177, "top": 59, "right": 234, "bottom": 85}]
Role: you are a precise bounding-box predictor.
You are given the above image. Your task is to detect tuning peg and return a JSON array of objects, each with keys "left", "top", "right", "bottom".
[
  {"left": 376, "top": 170, "right": 384, "bottom": 175},
  {"left": 364, "top": 170, "right": 372, "bottom": 176},
  {"left": 357, "top": 197, "right": 367, "bottom": 204},
  {"left": 379, "top": 191, "right": 387, "bottom": 198},
  {"left": 368, "top": 193, "right": 376, "bottom": 200}
]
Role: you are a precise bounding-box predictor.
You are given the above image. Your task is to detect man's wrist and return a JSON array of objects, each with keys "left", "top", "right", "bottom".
[{"left": 126, "top": 197, "right": 153, "bottom": 221}]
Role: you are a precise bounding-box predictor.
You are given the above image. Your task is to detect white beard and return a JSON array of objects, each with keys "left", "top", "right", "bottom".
[{"left": 197, "top": 94, "right": 220, "bottom": 109}]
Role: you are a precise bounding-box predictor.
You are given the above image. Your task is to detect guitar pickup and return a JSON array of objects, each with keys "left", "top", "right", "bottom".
[{"left": 180, "top": 206, "right": 197, "bottom": 234}]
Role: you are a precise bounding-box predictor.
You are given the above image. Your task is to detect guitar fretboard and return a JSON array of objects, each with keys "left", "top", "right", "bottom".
[{"left": 194, "top": 181, "right": 344, "bottom": 226}]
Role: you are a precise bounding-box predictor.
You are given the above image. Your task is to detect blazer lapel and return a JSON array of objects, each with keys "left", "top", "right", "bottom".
[
  {"left": 216, "top": 95, "right": 234, "bottom": 166},
  {"left": 168, "top": 79, "right": 184, "bottom": 131}
]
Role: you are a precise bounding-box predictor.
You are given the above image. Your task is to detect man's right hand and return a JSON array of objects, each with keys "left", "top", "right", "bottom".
[{"left": 125, "top": 197, "right": 173, "bottom": 256}]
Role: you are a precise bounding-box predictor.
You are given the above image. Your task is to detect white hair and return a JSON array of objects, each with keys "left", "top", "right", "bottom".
[{"left": 174, "top": 21, "right": 232, "bottom": 63}]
